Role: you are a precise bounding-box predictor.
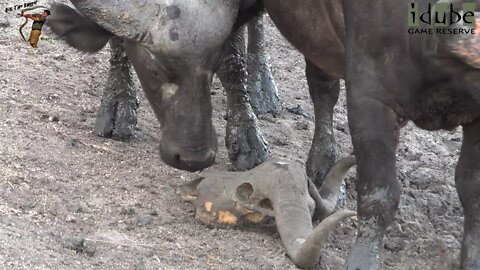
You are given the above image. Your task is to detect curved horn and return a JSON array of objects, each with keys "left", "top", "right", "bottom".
[
  {"left": 275, "top": 204, "right": 356, "bottom": 268},
  {"left": 310, "top": 156, "right": 356, "bottom": 221}
]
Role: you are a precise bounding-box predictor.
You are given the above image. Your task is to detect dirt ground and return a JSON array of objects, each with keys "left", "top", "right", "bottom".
[{"left": 0, "top": 2, "right": 466, "bottom": 269}]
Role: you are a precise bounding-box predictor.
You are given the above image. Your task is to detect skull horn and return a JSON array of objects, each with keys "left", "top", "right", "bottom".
[{"left": 310, "top": 156, "right": 356, "bottom": 221}]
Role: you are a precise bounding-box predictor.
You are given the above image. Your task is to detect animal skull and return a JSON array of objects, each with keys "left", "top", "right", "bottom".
[{"left": 182, "top": 156, "right": 357, "bottom": 268}]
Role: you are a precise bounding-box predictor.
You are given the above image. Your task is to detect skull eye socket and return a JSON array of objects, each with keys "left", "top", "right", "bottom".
[
  {"left": 236, "top": 183, "right": 254, "bottom": 202},
  {"left": 258, "top": 198, "right": 273, "bottom": 211}
]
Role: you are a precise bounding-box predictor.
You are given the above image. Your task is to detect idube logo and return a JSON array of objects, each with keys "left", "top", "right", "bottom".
[{"left": 408, "top": 2, "right": 476, "bottom": 34}]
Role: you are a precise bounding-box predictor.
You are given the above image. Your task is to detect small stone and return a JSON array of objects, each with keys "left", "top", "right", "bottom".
[
  {"left": 49, "top": 115, "right": 60, "bottom": 122},
  {"left": 136, "top": 215, "right": 152, "bottom": 226},
  {"left": 68, "top": 138, "right": 79, "bottom": 147},
  {"left": 75, "top": 205, "right": 85, "bottom": 213},
  {"left": 120, "top": 207, "right": 136, "bottom": 216},
  {"left": 164, "top": 236, "right": 175, "bottom": 242},
  {"left": 335, "top": 121, "right": 348, "bottom": 133},
  {"left": 8, "top": 176, "right": 21, "bottom": 185},
  {"left": 450, "top": 137, "right": 461, "bottom": 142},
  {"left": 149, "top": 210, "right": 159, "bottom": 216},
  {"left": 47, "top": 93, "right": 59, "bottom": 100},
  {"left": 0, "top": 19, "right": 10, "bottom": 28},
  {"left": 68, "top": 238, "right": 96, "bottom": 257},
  {"left": 295, "top": 120, "right": 309, "bottom": 130},
  {"left": 286, "top": 105, "right": 310, "bottom": 118},
  {"left": 272, "top": 138, "right": 288, "bottom": 146},
  {"left": 82, "top": 56, "right": 99, "bottom": 65},
  {"left": 384, "top": 240, "right": 405, "bottom": 252},
  {"left": 53, "top": 54, "right": 66, "bottom": 61},
  {"left": 65, "top": 215, "right": 77, "bottom": 223},
  {"left": 258, "top": 113, "right": 277, "bottom": 123}
]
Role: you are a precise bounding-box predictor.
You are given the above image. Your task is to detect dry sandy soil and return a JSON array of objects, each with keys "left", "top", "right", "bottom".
[{"left": 0, "top": 1, "right": 467, "bottom": 269}]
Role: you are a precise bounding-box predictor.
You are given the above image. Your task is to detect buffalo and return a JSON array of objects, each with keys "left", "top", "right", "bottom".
[
  {"left": 94, "top": 15, "right": 280, "bottom": 173},
  {"left": 48, "top": 1, "right": 270, "bottom": 172},
  {"left": 264, "top": 0, "right": 480, "bottom": 268}
]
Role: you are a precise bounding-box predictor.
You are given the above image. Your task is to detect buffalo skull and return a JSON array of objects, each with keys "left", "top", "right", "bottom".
[{"left": 182, "top": 156, "right": 356, "bottom": 268}]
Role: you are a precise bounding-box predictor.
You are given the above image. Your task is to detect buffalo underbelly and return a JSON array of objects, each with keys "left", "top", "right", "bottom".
[{"left": 411, "top": 84, "right": 479, "bottom": 130}]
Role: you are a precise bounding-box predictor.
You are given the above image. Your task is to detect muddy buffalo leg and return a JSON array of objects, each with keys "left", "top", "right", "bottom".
[
  {"left": 305, "top": 59, "right": 340, "bottom": 189},
  {"left": 344, "top": 95, "right": 401, "bottom": 270},
  {"left": 217, "top": 27, "right": 269, "bottom": 171},
  {"left": 94, "top": 36, "right": 138, "bottom": 141},
  {"left": 246, "top": 14, "right": 281, "bottom": 116},
  {"left": 456, "top": 120, "right": 480, "bottom": 270}
]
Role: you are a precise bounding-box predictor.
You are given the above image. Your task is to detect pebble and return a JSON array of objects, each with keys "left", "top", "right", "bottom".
[
  {"left": 68, "top": 138, "right": 79, "bottom": 147},
  {"left": 0, "top": 19, "right": 10, "bottom": 28},
  {"left": 136, "top": 215, "right": 152, "bottom": 227},
  {"left": 120, "top": 207, "right": 136, "bottom": 216},
  {"left": 286, "top": 105, "right": 310, "bottom": 118},
  {"left": 49, "top": 115, "right": 59, "bottom": 122},
  {"left": 68, "top": 238, "right": 96, "bottom": 257},
  {"left": 53, "top": 54, "right": 66, "bottom": 61},
  {"left": 272, "top": 137, "right": 288, "bottom": 146},
  {"left": 295, "top": 120, "right": 309, "bottom": 130},
  {"left": 65, "top": 215, "right": 77, "bottom": 223},
  {"left": 335, "top": 121, "right": 348, "bottom": 133},
  {"left": 258, "top": 113, "right": 277, "bottom": 123}
]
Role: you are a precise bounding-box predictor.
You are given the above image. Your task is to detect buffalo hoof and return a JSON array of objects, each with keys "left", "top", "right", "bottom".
[
  {"left": 345, "top": 216, "right": 384, "bottom": 270},
  {"left": 225, "top": 109, "right": 269, "bottom": 171},
  {"left": 94, "top": 96, "right": 139, "bottom": 141},
  {"left": 345, "top": 240, "right": 382, "bottom": 270},
  {"left": 307, "top": 150, "right": 347, "bottom": 207},
  {"left": 306, "top": 146, "right": 337, "bottom": 187}
]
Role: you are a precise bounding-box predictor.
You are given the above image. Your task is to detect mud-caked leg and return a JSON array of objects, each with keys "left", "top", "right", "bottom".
[
  {"left": 456, "top": 120, "right": 480, "bottom": 270},
  {"left": 344, "top": 97, "right": 401, "bottom": 270},
  {"left": 305, "top": 60, "right": 340, "bottom": 189},
  {"left": 217, "top": 27, "right": 269, "bottom": 171},
  {"left": 246, "top": 14, "right": 282, "bottom": 116},
  {"left": 94, "top": 36, "right": 139, "bottom": 141}
]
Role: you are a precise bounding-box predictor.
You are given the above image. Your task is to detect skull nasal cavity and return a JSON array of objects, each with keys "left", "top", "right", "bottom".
[
  {"left": 258, "top": 199, "right": 273, "bottom": 211},
  {"left": 236, "top": 183, "right": 254, "bottom": 202}
]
